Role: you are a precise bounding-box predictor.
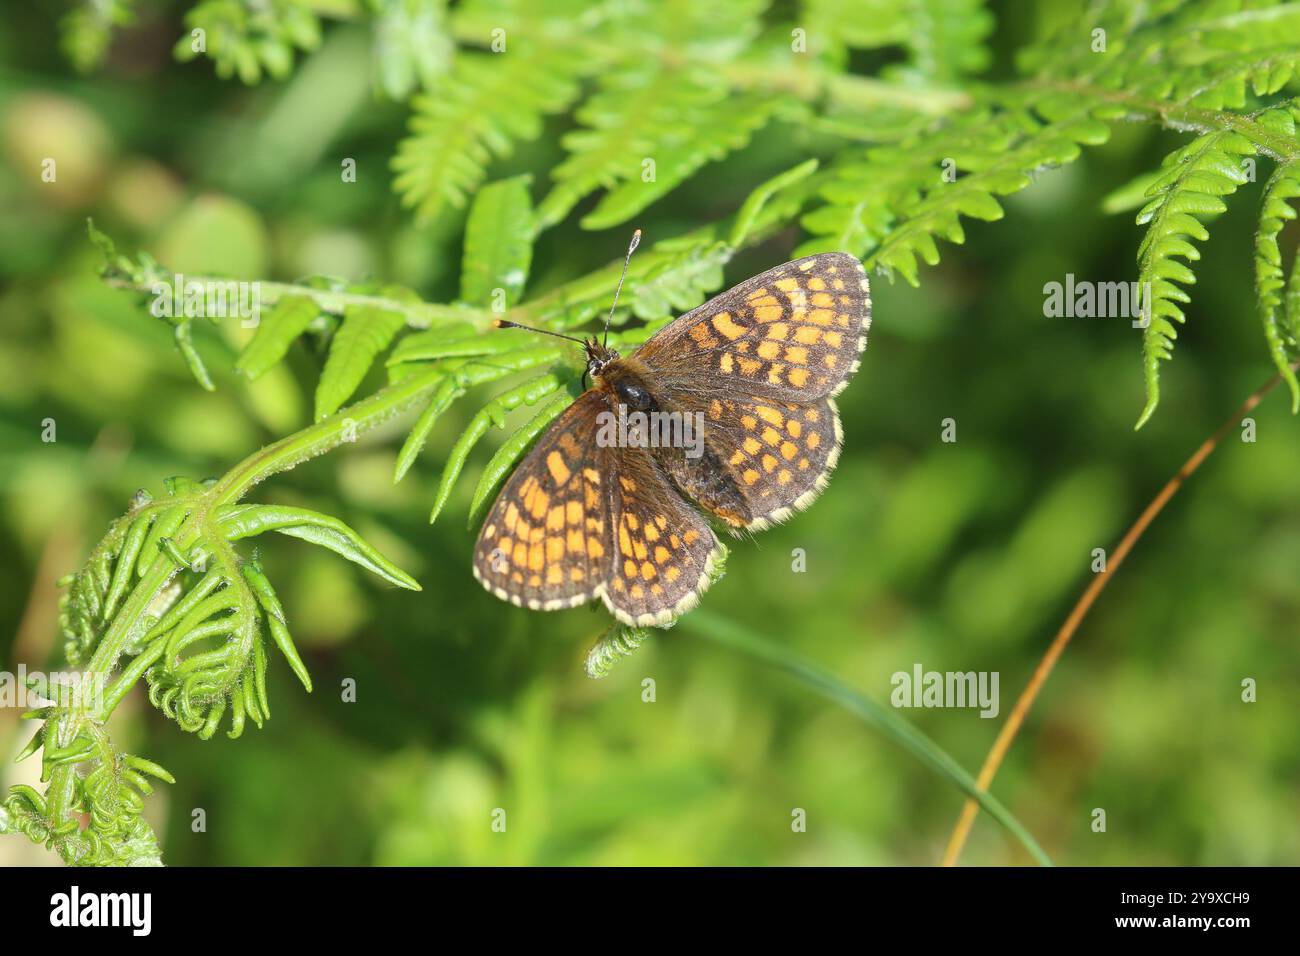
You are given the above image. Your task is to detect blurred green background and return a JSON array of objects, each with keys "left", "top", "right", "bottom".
[{"left": 2, "top": 2, "right": 1298, "bottom": 866}]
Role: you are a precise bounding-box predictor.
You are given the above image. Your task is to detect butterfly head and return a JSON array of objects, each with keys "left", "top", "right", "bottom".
[{"left": 583, "top": 337, "right": 619, "bottom": 380}]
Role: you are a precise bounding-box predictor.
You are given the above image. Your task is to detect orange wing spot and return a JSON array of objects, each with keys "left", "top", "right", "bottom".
[
  {"left": 529, "top": 490, "right": 550, "bottom": 520},
  {"left": 741, "top": 414, "right": 757, "bottom": 430},
  {"left": 824, "top": 331, "right": 843, "bottom": 349},
  {"left": 784, "top": 345, "right": 808, "bottom": 364},
  {"left": 528, "top": 574, "right": 541, "bottom": 587},
  {"left": 641, "top": 562, "right": 657, "bottom": 581},
  {"left": 787, "top": 420, "right": 802, "bottom": 438},
  {"left": 807, "top": 431, "right": 821, "bottom": 449},
  {"left": 633, "top": 538, "right": 648, "bottom": 560},
  {"left": 807, "top": 277, "right": 827, "bottom": 291},
  {"left": 825, "top": 354, "right": 839, "bottom": 368},
  {"left": 584, "top": 484, "right": 601, "bottom": 508},
  {"left": 708, "top": 399, "right": 724, "bottom": 420},
  {"left": 484, "top": 523, "right": 496, "bottom": 538},
  {"left": 712, "top": 312, "right": 745, "bottom": 339},
  {"left": 756, "top": 405, "right": 784, "bottom": 426},
  {"left": 583, "top": 468, "right": 600, "bottom": 484},
  {"left": 547, "top": 506, "right": 566, "bottom": 531},
  {"left": 571, "top": 567, "right": 585, "bottom": 583},
  {"left": 665, "top": 566, "right": 681, "bottom": 583},
  {"left": 765, "top": 323, "right": 788, "bottom": 341},
  {"left": 748, "top": 292, "right": 778, "bottom": 306},
  {"left": 567, "top": 528, "right": 585, "bottom": 552},
  {"left": 619, "top": 524, "right": 634, "bottom": 556},
  {"left": 756, "top": 340, "right": 781, "bottom": 360},
  {"left": 654, "top": 515, "right": 667, "bottom": 530},
  {"left": 762, "top": 426, "right": 781, "bottom": 446},
  {"left": 799, "top": 458, "right": 810, "bottom": 470},
  {"left": 546, "top": 451, "right": 571, "bottom": 486},
  {"left": 631, "top": 584, "right": 645, "bottom": 600},
  {"left": 808, "top": 309, "right": 834, "bottom": 325},
  {"left": 546, "top": 536, "right": 565, "bottom": 561},
  {"left": 837, "top": 313, "right": 852, "bottom": 327},
  {"left": 512, "top": 542, "right": 527, "bottom": 567},
  {"left": 720, "top": 353, "right": 734, "bottom": 374},
  {"left": 504, "top": 503, "right": 520, "bottom": 532},
  {"left": 762, "top": 453, "right": 778, "bottom": 473},
  {"left": 794, "top": 326, "right": 822, "bottom": 345},
  {"left": 651, "top": 583, "right": 664, "bottom": 596},
  {"left": 654, "top": 546, "right": 670, "bottom": 563},
  {"left": 528, "top": 542, "right": 545, "bottom": 572},
  {"left": 805, "top": 407, "right": 820, "bottom": 422},
  {"left": 689, "top": 322, "right": 715, "bottom": 345},
  {"left": 775, "top": 278, "right": 800, "bottom": 292},
  {"left": 743, "top": 436, "right": 761, "bottom": 455},
  {"left": 832, "top": 278, "right": 846, "bottom": 290},
  {"left": 811, "top": 291, "right": 834, "bottom": 307},
  {"left": 644, "top": 521, "right": 660, "bottom": 542},
  {"left": 797, "top": 260, "right": 815, "bottom": 271},
  {"left": 737, "top": 357, "right": 761, "bottom": 375},
  {"left": 683, "top": 529, "right": 701, "bottom": 545},
  {"left": 619, "top": 476, "right": 637, "bottom": 492},
  {"left": 566, "top": 500, "right": 582, "bottom": 524},
  {"left": 743, "top": 468, "right": 760, "bottom": 486},
  {"left": 788, "top": 367, "right": 810, "bottom": 388},
  {"left": 778, "top": 469, "right": 793, "bottom": 484},
  {"left": 780, "top": 441, "right": 798, "bottom": 460},
  {"left": 669, "top": 534, "right": 681, "bottom": 548},
  {"left": 754, "top": 305, "right": 783, "bottom": 323},
  {"left": 613, "top": 578, "right": 625, "bottom": 593},
  {"left": 626, "top": 512, "right": 640, "bottom": 530},
  {"left": 624, "top": 559, "right": 637, "bottom": 579},
  {"left": 529, "top": 524, "right": 546, "bottom": 544},
  {"left": 729, "top": 450, "right": 745, "bottom": 466},
  {"left": 546, "top": 564, "right": 564, "bottom": 585},
  {"left": 587, "top": 537, "right": 605, "bottom": 560},
  {"left": 766, "top": 363, "right": 786, "bottom": 385}
]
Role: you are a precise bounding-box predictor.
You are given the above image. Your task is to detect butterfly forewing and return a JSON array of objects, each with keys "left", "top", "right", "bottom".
[
  {"left": 634, "top": 252, "right": 869, "bottom": 404},
  {"left": 473, "top": 392, "right": 613, "bottom": 610}
]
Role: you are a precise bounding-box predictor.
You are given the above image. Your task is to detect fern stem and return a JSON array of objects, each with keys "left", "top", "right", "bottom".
[{"left": 941, "top": 361, "right": 1300, "bottom": 866}]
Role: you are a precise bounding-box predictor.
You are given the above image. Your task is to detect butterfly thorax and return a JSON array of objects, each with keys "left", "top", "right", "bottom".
[{"left": 589, "top": 350, "right": 659, "bottom": 413}]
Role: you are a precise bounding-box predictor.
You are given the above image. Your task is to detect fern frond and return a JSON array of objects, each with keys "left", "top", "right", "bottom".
[
  {"left": 175, "top": 0, "right": 323, "bottom": 84},
  {"left": 1255, "top": 156, "right": 1300, "bottom": 409},
  {"left": 428, "top": 370, "right": 569, "bottom": 523},
  {"left": 392, "top": 47, "right": 587, "bottom": 222},
  {"left": 370, "top": 0, "right": 453, "bottom": 100},
  {"left": 1135, "top": 128, "right": 1257, "bottom": 428},
  {"left": 60, "top": 0, "right": 135, "bottom": 72},
  {"left": 461, "top": 174, "right": 535, "bottom": 307},
  {"left": 316, "top": 294, "right": 411, "bottom": 419}
]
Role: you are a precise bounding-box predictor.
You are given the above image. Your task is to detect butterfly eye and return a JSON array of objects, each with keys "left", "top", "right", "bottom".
[{"left": 616, "top": 380, "right": 654, "bottom": 411}]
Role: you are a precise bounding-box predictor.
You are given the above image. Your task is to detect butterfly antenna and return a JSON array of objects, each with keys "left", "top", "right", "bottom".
[
  {"left": 494, "top": 319, "right": 588, "bottom": 346},
  {"left": 604, "top": 228, "right": 641, "bottom": 348}
]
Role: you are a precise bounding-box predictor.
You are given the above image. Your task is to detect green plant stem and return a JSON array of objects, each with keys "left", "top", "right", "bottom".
[{"left": 684, "top": 610, "right": 1055, "bottom": 867}]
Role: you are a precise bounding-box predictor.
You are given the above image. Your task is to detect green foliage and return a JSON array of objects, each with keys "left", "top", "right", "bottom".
[
  {"left": 460, "top": 175, "right": 535, "bottom": 308},
  {"left": 175, "top": 0, "right": 323, "bottom": 84}
]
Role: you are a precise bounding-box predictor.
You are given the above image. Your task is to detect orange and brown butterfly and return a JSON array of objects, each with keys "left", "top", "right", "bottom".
[{"left": 472, "top": 239, "right": 870, "bottom": 627}]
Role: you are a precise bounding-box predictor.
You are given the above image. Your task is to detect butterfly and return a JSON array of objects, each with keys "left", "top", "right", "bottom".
[{"left": 472, "top": 246, "right": 870, "bottom": 627}]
